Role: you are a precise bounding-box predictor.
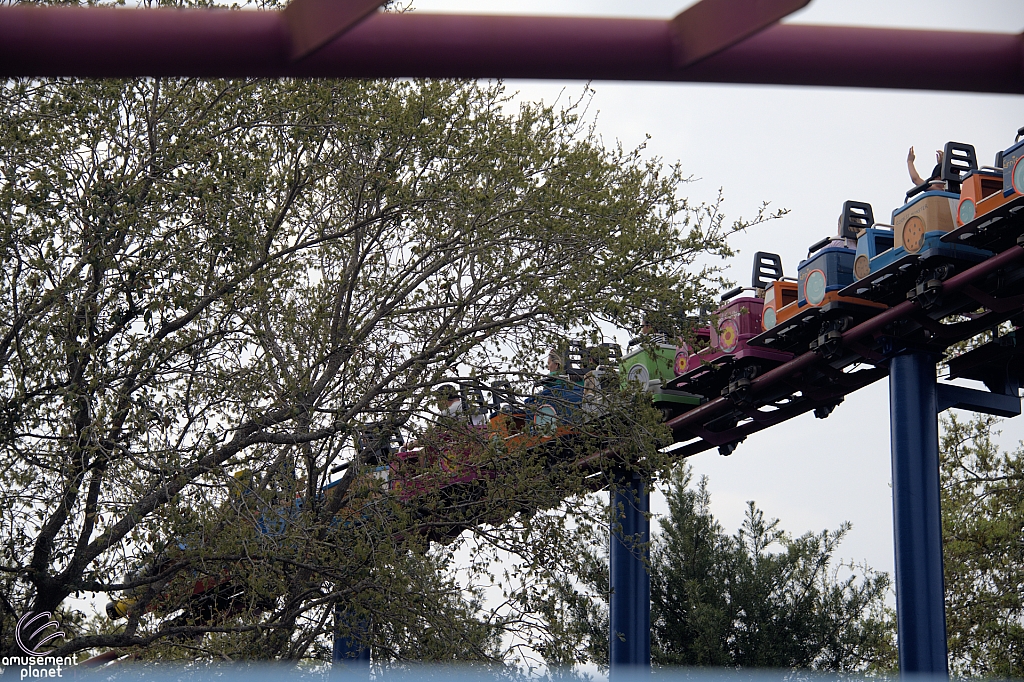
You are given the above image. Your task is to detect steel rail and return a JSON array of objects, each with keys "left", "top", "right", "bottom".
[
  {"left": 666, "top": 243, "right": 1024, "bottom": 441},
  {"left": 842, "top": 242, "right": 1024, "bottom": 346},
  {"left": 1, "top": 5, "right": 1023, "bottom": 94}
]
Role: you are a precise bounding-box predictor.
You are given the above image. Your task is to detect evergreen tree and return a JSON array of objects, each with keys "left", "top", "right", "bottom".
[
  {"left": 941, "top": 414, "right": 1024, "bottom": 677},
  {"left": 649, "top": 469, "right": 731, "bottom": 667},
  {"left": 651, "top": 466, "right": 895, "bottom": 670},
  {"left": 542, "top": 464, "right": 896, "bottom": 671}
]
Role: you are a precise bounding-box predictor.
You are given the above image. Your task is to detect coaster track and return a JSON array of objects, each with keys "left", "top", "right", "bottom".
[{"left": 100, "top": 142, "right": 1024, "bottom": 652}]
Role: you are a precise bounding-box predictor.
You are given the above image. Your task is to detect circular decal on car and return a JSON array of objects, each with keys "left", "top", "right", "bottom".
[
  {"left": 534, "top": 404, "right": 558, "bottom": 435},
  {"left": 804, "top": 269, "right": 827, "bottom": 306},
  {"left": 674, "top": 345, "right": 691, "bottom": 375},
  {"left": 854, "top": 254, "right": 871, "bottom": 281},
  {"left": 958, "top": 197, "right": 976, "bottom": 226},
  {"left": 902, "top": 215, "right": 926, "bottom": 253},
  {"left": 1014, "top": 156, "right": 1024, "bottom": 195},
  {"left": 627, "top": 363, "right": 650, "bottom": 386},
  {"left": 718, "top": 318, "right": 739, "bottom": 353},
  {"left": 762, "top": 306, "right": 777, "bottom": 331}
]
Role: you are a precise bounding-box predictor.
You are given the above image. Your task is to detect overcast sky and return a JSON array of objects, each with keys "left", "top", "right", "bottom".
[{"left": 412, "top": 0, "right": 1024, "bottom": 583}]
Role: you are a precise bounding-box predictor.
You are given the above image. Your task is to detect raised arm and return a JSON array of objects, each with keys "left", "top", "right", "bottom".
[{"left": 907, "top": 146, "right": 925, "bottom": 186}]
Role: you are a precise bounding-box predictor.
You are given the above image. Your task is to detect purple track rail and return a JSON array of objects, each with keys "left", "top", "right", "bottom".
[
  {"left": 664, "top": 242, "right": 1024, "bottom": 456},
  {"left": 1, "top": 5, "right": 1022, "bottom": 94}
]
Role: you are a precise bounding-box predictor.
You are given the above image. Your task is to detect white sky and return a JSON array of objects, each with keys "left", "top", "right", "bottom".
[{"left": 411, "top": 0, "right": 1024, "bottom": 585}]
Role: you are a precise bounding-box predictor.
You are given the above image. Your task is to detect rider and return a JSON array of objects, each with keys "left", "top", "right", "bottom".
[
  {"left": 436, "top": 383, "right": 487, "bottom": 426},
  {"left": 907, "top": 146, "right": 946, "bottom": 192}
]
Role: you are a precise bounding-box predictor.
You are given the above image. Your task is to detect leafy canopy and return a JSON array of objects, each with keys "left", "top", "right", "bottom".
[
  {"left": 941, "top": 414, "right": 1024, "bottom": 677},
  {"left": 0, "top": 72, "right": 751, "bottom": 663}
]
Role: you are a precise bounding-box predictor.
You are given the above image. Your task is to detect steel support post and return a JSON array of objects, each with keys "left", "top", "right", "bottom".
[
  {"left": 609, "top": 470, "right": 651, "bottom": 672},
  {"left": 333, "top": 603, "right": 370, "bottom": 672},
  {"left": 889, "top": 352, "right": 948, "bottom": 676}
]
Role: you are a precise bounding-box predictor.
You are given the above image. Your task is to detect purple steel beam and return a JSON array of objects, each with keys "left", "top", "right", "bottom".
[
  {"left": 668, "top": 368, "right": 888, "bottom": 458},
  {"left": 670, "top": 0, "right": 810, "bottom": 68},
  {"left": 666, "top": 243, "right": 1024, "bottom": 442},
  {"left": 1, "top": 5, "right": 1023, "bottom": 94},
  {"left": 284, "top": 0, "right": 388, "bottom": 61},
  {"left": 665, "top": 350, "right": 818, "bottom": 436}
]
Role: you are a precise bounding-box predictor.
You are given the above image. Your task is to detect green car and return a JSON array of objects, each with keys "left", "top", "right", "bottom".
[{"left": 621, "top": 343, "right": 703, "bottom": 419}]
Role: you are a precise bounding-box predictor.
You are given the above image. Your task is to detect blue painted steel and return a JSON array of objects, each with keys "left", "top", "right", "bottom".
[
  {"left": 889, "top": 352, "right": 949, "bottom": 676},
  {"left": 609, "top": 470, "right": 651, "bottom": 672},
  {"left": 333, "top": 603, "right": 370, "bottom": 671},
  {"left": 936, "top": 382, "right": 1021, "bottom": 417}
]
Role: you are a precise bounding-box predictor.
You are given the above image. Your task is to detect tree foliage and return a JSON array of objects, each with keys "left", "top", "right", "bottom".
[
  {"left": 540, "top": 465, "right": 896, "bottom": 672},
  {"left": 0, "top": 70, "right": 750, "bottom": 663},
  {"left": 941, "top": 413, "right": 1024, "bottom": 677}
]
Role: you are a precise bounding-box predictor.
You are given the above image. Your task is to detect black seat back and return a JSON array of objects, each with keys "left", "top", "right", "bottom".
[
  {"left": 459, "top": 379, "right": 488, "bottom": 416},
  {"left": 941, "top": 141, "right": 978, "bottom": 193},
  {"left": 582, "top": 342, "right": 621, "bottom": 371},
  {"left": 489, "top": 381, "right": 517, "bottom": 411},
  {"left": 751, "top": 252, "right": 783, "bottom": 289},
  {"left": 357, "top": 423, "right": 403, "bottom": 465},
  {"left": 564, "top": 340, "right": 587, "bottom": 381},
  {"left": 907, "top": 141, "right": 978, "bottom": 200},
  {"left": 840, "top": 200, "right": 874, "bottom": 239}
]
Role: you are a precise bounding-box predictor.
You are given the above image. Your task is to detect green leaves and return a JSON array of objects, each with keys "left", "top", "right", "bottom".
[
  {"left": 0, "top": 69, "right": 743, "bottom": 662},
  {"left": 941, "top": 414, "right": 1024, "bottom": 677},
  {"left": 537, "top": 464, "right": 895, "bottom": 672},
  {"left": 649, "top": 465, "right": 896, "bottom": 671}
]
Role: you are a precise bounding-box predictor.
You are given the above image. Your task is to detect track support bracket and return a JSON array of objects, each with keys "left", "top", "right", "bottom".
[{"left": 937, "top": 379, "right": 1021, "bottom": 417}]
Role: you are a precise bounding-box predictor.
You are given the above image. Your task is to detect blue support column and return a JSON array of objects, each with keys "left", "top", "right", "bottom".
[
  {"left": 609, "top": 470, "right": 651, "bottom": 673},
  {"left": 889, "top": 352, "right": 948, "bottom": 676},
  {"left": 333, "top": 603, "right": 370, "bottom": 673}
]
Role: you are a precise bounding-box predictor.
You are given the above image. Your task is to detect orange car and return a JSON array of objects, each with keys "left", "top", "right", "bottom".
[
  {"left": 761, "top": 279, "right": 798, "bottom": 331},
  {"left": 956, "top": 130, "right": 1024, "bottom": 226},
  {"left": 956, "top": 168, "right": 1005, "bottom": 226}
]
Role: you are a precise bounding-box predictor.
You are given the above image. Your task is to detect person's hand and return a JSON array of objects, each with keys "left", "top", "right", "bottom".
[
  {"left": 935, "top": 149, "right": 944, "bottom": 164},
  {"left": 908, "top": 146, "right": 916, "bottom": 164}
]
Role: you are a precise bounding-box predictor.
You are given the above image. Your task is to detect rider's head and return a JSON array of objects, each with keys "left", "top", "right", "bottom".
[
  {"left": 435, "top": 384, "right": 459, "bottom": 409},
  {"left": 547, "top": 350, "right": 564, "bottom": 374}
]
